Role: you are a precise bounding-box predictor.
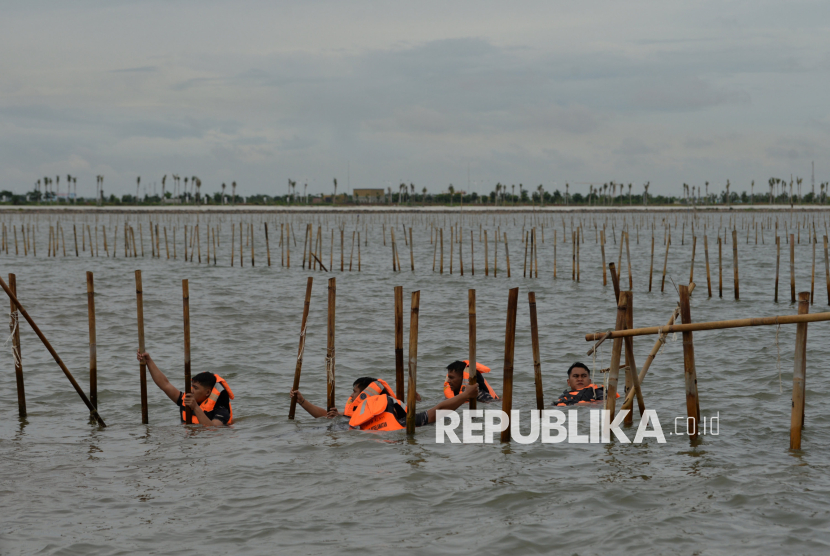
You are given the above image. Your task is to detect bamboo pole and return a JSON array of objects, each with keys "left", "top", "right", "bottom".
[
  {"left": 500, "top": 287, "right": 519, "bottom": 442},
  {"left": 340, "top": 228, "right": 344, "bottom": 272},
  {"left": 648, "top": 233, "right": 654, "bottom": 292},
  {"left": 288, "top": 277, "right": 313, "bottom": 419},
  {"left": 410, "top": 228, "right": 415, "bottom": 272},
  {"left": 790, "top": 292, "right": 809, "bottom": 449},
  {"left": 405, "top": 290, "right": 421, "bottom": 436},
  {"left": 585, "top": 308, "right": 830, "bottom": 341},
  {"left": 468, "top": 289, "right": 478, "bottom": 411},
  {"left": 811, "top": 234, "right": 816, "bottom": 304},
  {"left": 529, "top": 291, "right": 544, "bottom": 412},
  {"left": 349, "top": 230, "right": 355, "bottom": 271},
  {"left": 136, "top": 271, "right": 148, "bottom": 424},
  {"left": 623, "top": 292, "right": 645, "bottom": 425},
  {"left": 239, "top": 222, "right": 243, "bottom": 266},
  {"left": 449, "top": 226, "right": 454, "bottom": 274},
  {"left": 718, "top": 236, "right": 723, "bottom": 298},
  {"left": 440, "top": 229, "right": 444, "bottom": 274},
  {"left": 604, "top": 290, "right": 628, "bottom": 416},
  {"left": 504, "top": 232, "right": 511, "bottom": 278},
  {"left": 326, "top": 277, "right": 336, "bottom": 410},
  {"left": 661, "top": 231, "right": 670, "bottom": 292},
  {"left": 731, "top": 229, "right": 739, "bottom": 300},
  {"left": 624, "top": 230, "right": 631, "bottom": 289},
  {"left": 824, "top": 236, "right": 829, "bottom": 305},
  {"left": 704, "top": 235, "right": 712, "bottom": 297},
  {"left": 484, "top": 230, "right": 489, "bottom": 276},
  {"left": 689, "top": 235, "right": 696, "bottom": 285},
  {"left": 524, "top": 231, "right": 530, "bottom": 277},
  {"left": 74, "top": 224, "right": 79, "bottom": 256},
  {"left": 9, "top": 274, "right": 25, "bottom": 417},
  {"left": 433, "top": 228, "right": 438, "bottom": 272},
  {"left": 678, "top": 284, "right": 701, "bottom": 439},
  {"left": 87, "top": 272, "right": 97, "bottom": 409},
  {"left": 0, "top": 275, "right": 105, "bottom": 426},
  {"left": 182, "top": 279, "right": 192, "bottom": 423},
  {"left": 394, "top": 286, "right": 405, "bottom": 401},
  {"left": 790, "top": 234, "right": 796, "bottom": 303}
]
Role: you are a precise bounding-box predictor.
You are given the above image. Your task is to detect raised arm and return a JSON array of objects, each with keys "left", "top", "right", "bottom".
[
  {"left": 426, "top": 384, "right": 478, "bottom": 423},
  {"left": 289, "top": 389, "right": 334, "bottom": 419},
  {"left": 137, "top": 351, "right": 181, "bottom": 403}
]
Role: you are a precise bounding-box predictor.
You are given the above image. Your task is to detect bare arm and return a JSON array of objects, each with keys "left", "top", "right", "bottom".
[
  {"left": 183, "top": 393, "right": 225, "bottom": 426},
  {"left": 290, "top": 390, "right": 335, "bottom": 419},
  {"left": 426, "top": 384, "right": 478, "bottom": 424},
  {"left": 137, "top": 351, "right": 180, "bottom": 403}
]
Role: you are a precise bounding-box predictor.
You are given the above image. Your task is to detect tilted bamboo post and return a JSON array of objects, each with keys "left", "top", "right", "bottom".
[
  {"left": 182, "top": 279, "right": 192, "bottom": 423},
  {"left": 790, "top": 292, "right": 809, "bottom": 449},
  {"left": 405, "top": 290, "right": 421, "bottom": 435},
  {"left": 394, "top": 286, "right": 405, "bottom": 400},
  {"left": 624, "top": 230, "right": 631, "bottom": 289},
  {"left": 504, "top": 232, "right": 511, "bottom": 278},
  {"left": 604, "top": 290, "right": 628, "bottom": 417},
  {"left": 468, "top": 289, "right": 478, "bottom": 411},
  {"left": 288, "top": 277, "right": 313, "bottom": 419},
  {"left": 678, "top": 284, "right": 701, "bottom": 439},
  {"left": 136, "top": 270, "right": 148, "bottom": 424},
  {"left": 9, "top": 274, "right": 25, "bottom": 417},
  {"left": 87, "top": 272, "right": 97, "bottom": 409},
  {"left": 326, "top": 277, "right": 336, "bottom": 410},
  {"left": 500, "top": 287, "right": 519, "bottom": 442},
  {"left": 0, "top": 275, "right": 105, "bottom": 426},
  {"left": 529, "top": 291, "right": 544, "bottom": 412}
]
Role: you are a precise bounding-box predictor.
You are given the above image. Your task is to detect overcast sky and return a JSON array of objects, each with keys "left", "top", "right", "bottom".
[{"left": 2, "top": 0, "right": 829, "bottom": 198}]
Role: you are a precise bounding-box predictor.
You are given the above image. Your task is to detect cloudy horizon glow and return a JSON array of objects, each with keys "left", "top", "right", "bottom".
[{"left": 2, "top": 0, "right": 829, "bottom": 199}]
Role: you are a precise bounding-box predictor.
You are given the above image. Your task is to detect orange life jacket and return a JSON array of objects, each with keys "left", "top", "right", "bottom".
[
  {"left": 443, "top": 360, "right": 499, "bottom": 400},
  {"left": 554, "top": 383, "right": 618, "bottom": 406},
  {"left": 182, "top": 374, "right": 234, "bottom": 424},
  {"left": 344, "top": 379, "right": 407, "bottom": 431}
]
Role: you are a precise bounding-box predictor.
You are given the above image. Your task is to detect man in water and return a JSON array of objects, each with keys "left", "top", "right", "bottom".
[
  {"left": 137, "top": 351, "right": 233, "bottom": 426},
  {"left": 290, "top": 377, "right": 477, "bottom": 431},
  {"left": 553, "top": 362, "right": 617, "bottom": 406},
  {"left": 444, "top": 360, "right": 499, "bottom": 402}
]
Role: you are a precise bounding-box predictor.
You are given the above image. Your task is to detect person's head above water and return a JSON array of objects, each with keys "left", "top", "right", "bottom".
[
  {"left": 566, "top": 362, "right": 591, "bottom": 390},
  {"left": 351, "top": 377, "right": 377, "bottom": 399},
  {"left": 446, "top": 360, "right": 468, "bottom": 394},
  {"left": 191, "top": 372, "right": 217, "bottom": 403}
]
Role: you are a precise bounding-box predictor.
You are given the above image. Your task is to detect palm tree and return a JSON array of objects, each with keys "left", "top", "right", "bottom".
[
  {"left": 162, "top": 175, "right": 167, "bottom": 200},
  {"left": 797, "top": 177, "right": 803, "bottom": 204},
  {"left": 183, "top": 177, "right": 188, "bottom": 202},
  {"left": 705, "top": 181, "right": 709, "bottom": 204},
  {"left": 333, "top": 178, "right": 338, "bottom": 201},
  {"left": 565, "top": 183, "right": 569, "bottom": 206},
  {"left": 750, "top": 180, "right": 754, "bottom": 204},
  {"left": 448, "top": 184, "right": 455, "bottom": 206},
  {"left": 725, "top": 179, "right": 731, "bottom": 206},
  {"left": 537, "top": 184, "right": 544, "bottom": 207},
  {"left": 643, "top": 182, "right": 650, "bottom": 206},
  {"left": 232, "top": 181, "right": 237, "bottom": 204},
  {"left": 495, "top": 183, "right": 501, "bottom": 205},
  {"left": 410, "top": 183, "right": 415, "bottom": 206},
  {"left": 221, "top": 182, "right": 226, "bottom": 204},
  {"left": 136, "top": 176, "right": 141, "bottom": 204},
  {"left": 422, "top": 186, "right": 427, "bottom": 207},
  {"left": 519, "top": 183, "right": 524, "bottom": 203},
  {"left": 511, "top": 184, "right": 515, "bottom": 205},
  {"left": 399, "top": 182, "right": 406, "bottom": 206},
  {"left": 196, "top": 178, "right": 202, "bottom": 203},
  {"left": 303, "top": 181, "right": 308, "bottom": 204},
  {"left": 628, "top": 183, "right": 632, "bottom": 205}
]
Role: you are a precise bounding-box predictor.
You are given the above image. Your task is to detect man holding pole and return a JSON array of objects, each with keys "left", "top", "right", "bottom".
[
  {"left": 290, "top": 377, "right": 476, "bottom": 431},
  {"left": 553, "top": 362, "right": 617, "bottom": 406},
  {"left": 443, "top": 360, "right": 499, "bottom": 402},
  {"left": 137, "top": 351, "right": 234, "bottom": 426}
]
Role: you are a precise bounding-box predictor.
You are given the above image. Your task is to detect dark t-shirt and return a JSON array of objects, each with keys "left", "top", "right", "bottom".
[{"left": 175, "top": 390, "right": 231, "bottom": 424}]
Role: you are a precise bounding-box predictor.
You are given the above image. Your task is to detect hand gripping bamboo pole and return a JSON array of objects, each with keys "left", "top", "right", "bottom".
[
  {"left": 136, "top": 270, "right": 148, "bottom": 424},
  {"left": 678, "top": 284, "right": 701, "bottom": 439},
  {"left": 468, "top": 289, "right": 478, "bottom": 411},
  {"left": 529, "top": 291, "right": 544, "bottom": 412},
  {"left": 288, "top": 277, "right": 313, "bottom": 419},
  {"left": 87, "top": 272, "right": 97, "bottom": 409},
  {"left": 326, "top": 277, "right": 336, "bottom": 410},
  {"left": 604, "top": 290, "right": 628, "bottom": 417},
  {"left": 9, "top": 274, "right": 25, "bottom": 417},
  {"left": 405, "top": 290, "right": 420, "bottom": 435},
  {"left": 790, "top": 292, "right": 809, "bottom": 449},
  {"left": 394, "top": 286, "right": 405, "bottom": 400},
  {"left": 182, "top": 280, "right": 192, "bottom": 423},
  {"left": 0, "top": 275, "right": 105, "bottom": 426},
  {"left": 500, "top": 287, "right": 519, "bottom": 442}
]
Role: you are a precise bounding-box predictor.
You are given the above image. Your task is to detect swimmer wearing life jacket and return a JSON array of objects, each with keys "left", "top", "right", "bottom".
[
  {"left": 444, "top": 360, "right": 499, "bottom": 402},
  {"left": 137, "top": 351, "right": 234, "bottom": 426},
  {"left": 553, "top": 362, "right": 618, "bottom": 407},
  {"left": 290, "top": 377, "right": 477, "bottom": 432}
]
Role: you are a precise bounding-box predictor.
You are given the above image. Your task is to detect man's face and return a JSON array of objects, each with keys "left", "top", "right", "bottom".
[
  {"left": 567, "top": 367, "right": 591, "bottom": 390},
  {"left": 351, "top": 384, "right": 363, "bottom": 399},
  {"left": 191, "top": 381, "right": 211, "bottom": 404},
  {"left": 447, "top": 370, "right": 464, "bottom": 394}
]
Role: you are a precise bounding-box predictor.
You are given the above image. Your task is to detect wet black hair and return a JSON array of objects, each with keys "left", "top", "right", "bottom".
[
  {"left": 447, "top": 361, "right": 467, "bottom": 375},
  {"left": 567, "top": 362, "right": 590, "bottom": 377},
  {"left": 192, "top": 372, "right": 217, "bottom": 389},
  {"left": 352, "top": 377, "right": 377, "bottom": 392}
]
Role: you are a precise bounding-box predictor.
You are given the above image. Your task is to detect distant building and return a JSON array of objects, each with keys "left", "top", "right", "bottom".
[{"left": 353, "top": 188, "right": 385, "bottom": 204}]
